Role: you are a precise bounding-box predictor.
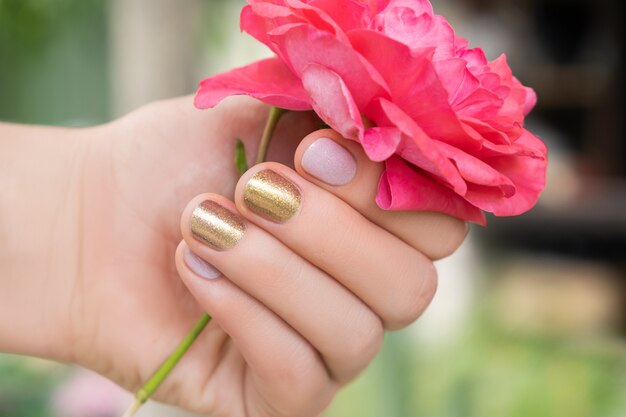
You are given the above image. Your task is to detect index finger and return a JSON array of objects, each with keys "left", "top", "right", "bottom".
[{"left": 293, "top": 129, "right": 468, "bottom": 260}]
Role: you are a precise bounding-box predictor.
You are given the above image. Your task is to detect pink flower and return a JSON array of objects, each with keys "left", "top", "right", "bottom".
[{"left": 194, "top": 0, "right": 548, "bottom": 225}]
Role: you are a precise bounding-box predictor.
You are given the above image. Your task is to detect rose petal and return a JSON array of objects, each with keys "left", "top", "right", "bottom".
[
  {"left": 284, "top": 0, "right": 352, "bottom": 44},
  {"left": 373, "top": 7, "right": 456, "bottom": 59},
  {"left": 454, "top": 34, "right": 470, "bottom": 53},
  {"left": 436, "top": 141, "right": 516, "bottom": 197},
  {"left": 488, "top": 54, "right": 513, "bottom": 79},
  {"left": 378, "top": 0, "right": 434, "bottom": 17},
  {"left": 454, "top": 87, "right": 504, "bottom": 119},
  {"left": 461, "top": 117, "right": 512, "bottom": 145},
  {"left": 240, "top": 4, "right": 303, "bottom": 51},
  {"left": 362, "top": 127, "right": 402, "bottom": 161},
  {"left": 194, "top": 57, "right": 312, "bottom": 111},
  {"left": 467, "top": 130, "right": 547, "bottom": 216},
  {"left": 434, "top": 58, "right": 480, "bottom": 107},
  {"left": 460, "top": 47, "right": 489, "bottom": 70},
  {"left": 248, "top": 0, "right": 286, "bottom": 4},
  {"left": 249, "top": 2, "right": 293, "bottom": 18},
  {"left": 367, "top": 97, "right": 468, "bottom": 195},
  {"left": 286, "top": 0, "right": 370, "bottom": 39},
  {"left": 307, "top": 0, "right": 370, "bottom": 31},
  {"left": 377, "top": 156, "right": 487, "bottom": 225},
  {"left": 349, "top": 29, "right": 476, "bottom": 150},
  {"left": 523, "top": 86, "right": 537, "bottom": 116},
  {"left": 497, "top": 85, "right": 529, "bottom": 126},
  {"left": 268, "top": 23, "right": 390, "bottom": 110},
  {"left": 369, "top": 0, "right": 393, "bottom": 15},
  {"left": 301, "top": 63, "right": 363, "bottom": 140}
]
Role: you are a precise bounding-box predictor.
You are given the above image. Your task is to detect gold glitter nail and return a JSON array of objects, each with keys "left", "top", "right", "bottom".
[
  {"left": 190, "top": 200, "right": 246, "bottom": 251},
  {"left": 243, "top": 169, "right": 302, "bottom": 223}
]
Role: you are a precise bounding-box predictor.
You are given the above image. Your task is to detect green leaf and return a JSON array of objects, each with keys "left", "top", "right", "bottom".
[{"left": 234, "top": 139, "right": 248, "bottom": 176}]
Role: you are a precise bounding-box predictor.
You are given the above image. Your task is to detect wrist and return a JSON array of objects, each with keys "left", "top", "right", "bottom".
[{"left": 0, "top": 123, "right": 95, "bottom": 363}]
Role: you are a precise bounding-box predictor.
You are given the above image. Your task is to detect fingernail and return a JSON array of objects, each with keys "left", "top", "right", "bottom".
[
  {"left": 190, "top": 200, "right": 246, "bottom": 251},
  {"left": 301, "top": 138, "right": 357, "bottom": 186},
  {"left": 243, "top": 169, "right": 302, "bottom": 223},
  {"left": 183, "top": 247, "right": 221, "bottom": 280}
]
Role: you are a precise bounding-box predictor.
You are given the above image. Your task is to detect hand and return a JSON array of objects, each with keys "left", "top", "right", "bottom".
[
  {"left": 65, "top": 96, "right": 318, "bottom": 386},
  {"left": 172, "top": 132, "right": 467, "bottom": 414},
  {"left": 0, "top": 95, "right": 466, "bottom": 416}
]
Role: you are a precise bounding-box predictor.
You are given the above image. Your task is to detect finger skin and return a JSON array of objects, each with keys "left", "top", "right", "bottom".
[
  {"left": 175, "top": 241, "right": 336, "bottom": 417},
  {"left": 293, "top": 129, "right": 469, "bottom": 260},
  {"left": 180, "top": 194, "right": 383, "bottom": 382},
  {"left": 233, "top": 164, "right": 438, "bottom": 330}
]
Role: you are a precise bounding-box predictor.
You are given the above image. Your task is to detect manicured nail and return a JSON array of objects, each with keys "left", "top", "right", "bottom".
[
  {"left": 183, "top": 248, "right": 221, "bottom": 280},
  {"left": 190, "top": 200, "right": 246, "bottom": 251},
  {"left": 243, "top": 169, "right": 302, "bottom": 223},
  {"left": 301, "top": 138, "right": 357, "bottom": 186}
]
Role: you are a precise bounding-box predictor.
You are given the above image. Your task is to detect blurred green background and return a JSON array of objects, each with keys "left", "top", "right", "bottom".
[{"left": 1, "top": 0, "right": 625, "bottom": 416}]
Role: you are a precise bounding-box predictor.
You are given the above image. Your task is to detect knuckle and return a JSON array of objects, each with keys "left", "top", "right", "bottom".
[
  {"left": 263, "top": 371, "right": 334, "bottom": 417},
  {"left": 274, "top": 358, "right": 311, "bottom": 388},
  {"left": 420, "top": 261, "right": 439, "bottom": 306},
  {"left": 431, "top": 219, "right": 469, "bottom": 260},
  {"left": 384, "top": 296, "right": 421, "bottom": 330},
  {"left": 340, "top": 312, "right": 384, "bottom": 364},
  {"left": 259, "top": 341, "right": 322, "bottom": 390},
  {"left": 275, "top": 356, "right": 331, "bottom": 412},
  {"left": 385, "top": 261, "right": 438, "bottom": 330}
]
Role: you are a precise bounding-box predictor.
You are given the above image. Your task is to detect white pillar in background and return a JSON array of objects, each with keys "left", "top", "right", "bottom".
[{"left": 109, "top": 0, "right": 204, "bottom": 116}]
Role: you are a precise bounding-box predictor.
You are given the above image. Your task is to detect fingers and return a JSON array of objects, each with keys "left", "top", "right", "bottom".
[
  {"left": 174, "top": 128, "right": 466, "bottom": 409},
  {"left": 233, "top": 166, "right": 437, "bottom": 331},
  {"left": 175, "top": 242, "right": 336, "bottom": 415},
  {"left": 294, "top": 129, "right": 469, "bottom": 260},
  {"left": 180, "top": 195, "right": 383, "bottom": 383}
]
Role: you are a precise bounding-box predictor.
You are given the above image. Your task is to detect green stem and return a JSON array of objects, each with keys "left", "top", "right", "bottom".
[
  {"left": 122, "top": 106, "right": 287, "bottom": 417},
  {"left": 256, "top": 107, "right": 287, "bottom": 164},
  {"left": 123, "top": 313, "right": 211, "bottom": 417}
]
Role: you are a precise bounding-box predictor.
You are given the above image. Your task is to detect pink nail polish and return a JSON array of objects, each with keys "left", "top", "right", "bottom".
[
  {"left": 183, "top": 248, "right": 221, "bottom": 280},
  {"left": 301, "top": 138, "right": 357, "bottom": 186}
]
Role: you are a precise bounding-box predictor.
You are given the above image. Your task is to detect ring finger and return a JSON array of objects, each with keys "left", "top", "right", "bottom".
[{"left": 181, "top": 195, "right": 383, "bottom": 383}]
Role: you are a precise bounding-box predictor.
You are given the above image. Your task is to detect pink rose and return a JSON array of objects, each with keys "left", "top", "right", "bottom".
[{"left": 194, "top": 0, "right": 548, "bottom": 225}]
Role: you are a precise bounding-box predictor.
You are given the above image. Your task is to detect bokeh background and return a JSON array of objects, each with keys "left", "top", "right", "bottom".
[{"left": 1, "top": 0, "right": 625, "bottom": 416}]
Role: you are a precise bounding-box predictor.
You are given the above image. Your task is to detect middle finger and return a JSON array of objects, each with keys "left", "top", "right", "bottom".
[{"left": 234, "top": 164, "right": 438, "bottom": 331}]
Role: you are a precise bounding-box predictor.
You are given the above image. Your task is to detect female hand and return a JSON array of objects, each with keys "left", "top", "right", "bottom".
[
  {"left": 0, "top": 96, "right": 466, "bottom": 416},
  {"left": 171, "top": 131, "right": 467, "bottom": 414}
]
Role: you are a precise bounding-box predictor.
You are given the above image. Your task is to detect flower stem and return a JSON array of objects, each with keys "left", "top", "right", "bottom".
[
  {"left": 122, "top": 313, "right": 211, "bottom": 416},
  {"left": 256, "top": 107, "right": 287, "bottom": 164},
  {"left": 121, "top": 399, "right": 141, "bottom": 417},
  {"left": 121, "top": 106, "right": 287, "bottom": 417}
]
